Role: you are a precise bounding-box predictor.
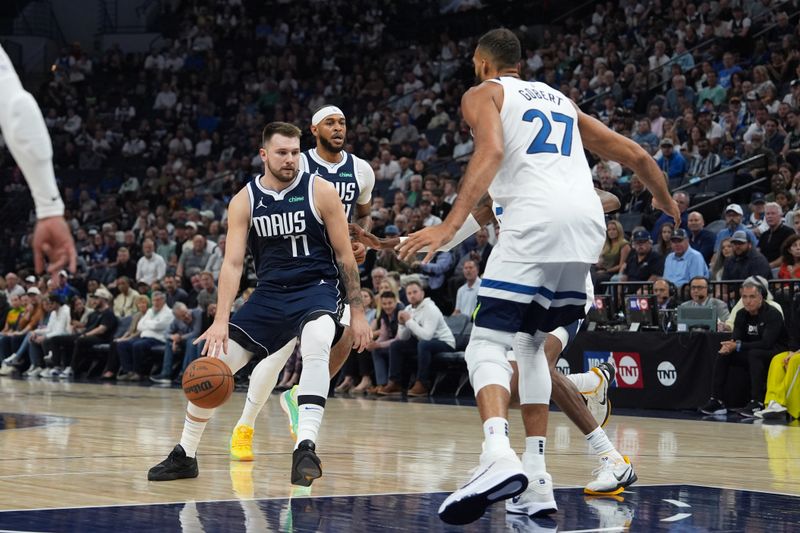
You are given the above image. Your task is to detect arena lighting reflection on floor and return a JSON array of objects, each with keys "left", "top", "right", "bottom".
[
  {"left": 1, "top": 484, "right": 798, "bottom": 532},
  {"left": 0, "top": 412, "right": 71, "bottom": 430}
]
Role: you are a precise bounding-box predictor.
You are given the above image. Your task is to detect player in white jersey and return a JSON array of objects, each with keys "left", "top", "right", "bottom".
[
  {"left": 354, "top": 189, "right": 634, "bottom": 503},
  {"left": 399, "top": 29, "right": 678, "bottom": 525},
  {"left": 228, "top": 106, "right": 375, "bottom": 461},
  {"left": 0, "top": 45, "right": 76, "bottom": 274}
]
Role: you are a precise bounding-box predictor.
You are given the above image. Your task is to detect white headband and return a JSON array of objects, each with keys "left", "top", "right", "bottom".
[{"left": 312, "top": 106, "right": 345, "bottom": 126}]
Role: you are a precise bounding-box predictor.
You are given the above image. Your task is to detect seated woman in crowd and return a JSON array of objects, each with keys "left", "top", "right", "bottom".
[
  {"left": 101, "top": 295, "right": 150, "bottom": 380},
  {"left": 711, "top": 238, "right": 734, "bottom": 281},
  {"left": 335, "top": 288, "right": 378, "bottom": 394},
  {"left": 368, "top": 290, "right": 402, "bottom": 393},
  {"left": 657, "top": 221, "right": 674, "bottom": 258},
  {"left": 777, "top": 235, "right": 800, "bottom": 279},
  {"left": 593, "top": 220, "right": 630, "bottom": 291}
]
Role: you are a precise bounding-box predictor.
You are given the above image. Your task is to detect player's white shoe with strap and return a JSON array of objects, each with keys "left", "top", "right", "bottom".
[
  {"left": 438, "top": 448, "right": 528, "bottom": 525},
  {"left": 585, "top": 362, "right": 614, "bottom": 427},
  {"left": 584, "top": 455, "right": 637, "bottom": 495},
  {"left": 505, "top": 471, "right": 557, "bottom": 517}
]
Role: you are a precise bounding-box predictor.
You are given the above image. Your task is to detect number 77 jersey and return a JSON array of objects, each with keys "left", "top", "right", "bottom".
[
  {"left": 485, "top": 77, "right": 605, "bottom": 264},
  {"left": 246, "top": 171, "right": 340, "bottom": 290}
]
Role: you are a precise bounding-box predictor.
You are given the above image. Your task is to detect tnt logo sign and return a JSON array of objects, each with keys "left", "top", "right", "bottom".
[
  {"left": 555, "top": 358, "right": 571, "bottom": 376},
  {"left": 657, "top": 361, "right": 677, "bottom": 387},
  {"left": 615, "top": 352, "right": 643, "bottom": 389}
]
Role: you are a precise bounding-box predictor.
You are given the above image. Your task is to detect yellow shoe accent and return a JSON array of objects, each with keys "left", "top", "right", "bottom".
[
  {"left": 584, "top": 367, "right": 605, "bottom": 395},
  {"left": 230, "top": 424, "right": 254, "bottom": 461},
  {"left": 230, "top": 461, "right": 255, "bottom": 498},
  {"left": 584, "top": 485, "right": 625, "bottom": 496}
]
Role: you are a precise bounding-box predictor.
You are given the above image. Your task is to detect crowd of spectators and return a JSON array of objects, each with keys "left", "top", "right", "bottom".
[{"left": 0, "top": 0, "right": 799, "bottom": 400}]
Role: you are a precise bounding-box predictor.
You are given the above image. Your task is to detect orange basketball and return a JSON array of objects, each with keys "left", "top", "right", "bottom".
[{"left": 182, "top": 357, "right": 234, "bottom": 409}]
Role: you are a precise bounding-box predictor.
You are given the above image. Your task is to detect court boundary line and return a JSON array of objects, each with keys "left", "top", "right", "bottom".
[
  {"left": 680, "top": 481, "right": 800, "bottom": 498},
  {"left": 0, "top": 483, "right": 736, "bottom": 514}
]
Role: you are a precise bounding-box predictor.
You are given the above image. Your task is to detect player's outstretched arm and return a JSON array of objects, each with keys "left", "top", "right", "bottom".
[
  {"left": 349, "top": 161, "right": 375, "bottom": 264},
  {"left": 574, "top": 103, "right": 679, "bottom": 226},
  {"left": 194, "top": 189, "right": 249, "bottom": 357},
  {"left": 397, "top": 84, "right": 505, "bottom": 262},
  {"left": 350, "top": 201, "right": 372, "bottom": 264},
  {"left": 0, "top": 46, "right": 75, "bottom": 274},
  {"left": 314, "top": 178, "right": 371, "bottom": 352},
  {"left": 349, "top": 193, "right": 496, "bottom": 253}
]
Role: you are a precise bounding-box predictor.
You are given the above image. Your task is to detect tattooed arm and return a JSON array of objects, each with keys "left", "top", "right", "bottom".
[{"left": 314, "top": 177, "right": 371, "bottom": 351}]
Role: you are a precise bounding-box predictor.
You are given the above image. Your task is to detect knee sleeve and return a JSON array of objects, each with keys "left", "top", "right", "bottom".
[
  {"left": 246, "top": 339, "right": 297, "bottom": 403},
  {"left": 548, "top": 327, "right": 569, "bottom": 354},
  {"left": 298, "top": 315, "right": 336, "bottom": 400},
  {"left": 300, "top": 315, "right": 336, "bottom": 364},
  {"left": 220, "top": 339, "right": 254, "bottom": 375},
  {"left": 465, "top": 326, "right": 515, "bottom": 395},
  {"left": 515, "top": 331, "right": 552, "bottom": 405}
]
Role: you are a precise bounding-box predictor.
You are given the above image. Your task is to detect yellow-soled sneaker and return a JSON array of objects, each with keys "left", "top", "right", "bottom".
[
  {"left": 230, "top": 461, "right": 255, "bottom": 498},
  {"left": 230, "top": 424, "right": 254, "bottom": 461}
]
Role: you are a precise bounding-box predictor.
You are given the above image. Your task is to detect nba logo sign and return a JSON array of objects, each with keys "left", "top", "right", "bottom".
[
  {"left": 615, "top": 352, "right": 643, "bottom": 389},
  {"left": 638, "top": 298, "right": 649, "bottom": 311},
  {"left": 594, "top": 297, "right": 604, "bottom": 310}
]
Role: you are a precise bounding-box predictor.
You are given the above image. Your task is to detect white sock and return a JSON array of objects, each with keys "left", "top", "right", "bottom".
[
  {"left": 567, "top": 369, "right": 601, "bottom": 394},
  {"left": 522, "top": 436, "right": 546, "bottom": 475},
  {"left": 295, "top": 402, "right": 325, "bottom": 448},
  {"left": 237, "top": 341, "right": 296, "bottom": 429},
  {"left": 483, "top": 417, "right": 511, "bottom": 453},
  {"left": 180, "top": 402, "right": 215, "bottom": 458},
  {"left": 586, "top": 426, "right": 623, "bottom": 462},
  {"left": 238, "top": 395, "right": 265, "bottom": 429},
  {"left": 180, "top": 416, "right": 208, "bottom": 458}
]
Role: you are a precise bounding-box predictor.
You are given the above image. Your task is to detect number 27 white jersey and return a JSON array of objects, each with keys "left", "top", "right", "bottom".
[{"left": 485, "top": 77, "right": 605, "bottom": 264}]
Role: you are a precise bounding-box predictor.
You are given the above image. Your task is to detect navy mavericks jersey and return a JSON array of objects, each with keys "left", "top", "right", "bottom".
[
  {"left": 301, "top": 149, "right": 360, "bottom": 221},
  {"left": 246, "top": 172, "right": 339, "bottom": 289}
]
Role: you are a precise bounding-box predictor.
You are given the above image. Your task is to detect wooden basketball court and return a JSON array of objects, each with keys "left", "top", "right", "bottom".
[{"left": 1, "top": 378, "right": 798, "bottom": 531}]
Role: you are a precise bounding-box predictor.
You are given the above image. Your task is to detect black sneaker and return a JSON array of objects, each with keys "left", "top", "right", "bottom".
[
  {"left": 291, "top": 440, "right": 322, "bottom": 487},
  {"left": 148, "top": 445, "right": 198, "bottom": 481},
  {"left": 738, "top": 400, "right": 764, "bottom": 418},
  {"left": 699, "top": 398, "right": 727, "bottom": 415}
]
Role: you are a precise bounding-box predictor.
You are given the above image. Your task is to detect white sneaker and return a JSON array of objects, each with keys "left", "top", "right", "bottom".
[
  {"left": 584, "top": 455, "right": 637, "bottom": 495},
  {"left": 505, "top": 513, "right": 558, "bottom": 532},
  {"left": 2, "top": 353, "right": 20, "bottom": 365},
  {"left": 59, "top": 366, "right": 74, "bottom": 380},
  {"left": 585, "top": 362, "right": 614, "bottom": 427},
  {"left": 584, "top": 495, "right": 635, "bottom": 528},
  {"left": 506, "top": 472, "right": 557, "bottom": 517},
  {"left": 23, "top": 366, "right": 43, "bottom": 378},
  {"left": 438, "top": 448, "right": 528, "bottom": 525},
  {"left": 0, "top": 363, "right": 15, "bottom": 376},
  {"left": 755, "top": 400, "right": 788, "bottom": 420}
]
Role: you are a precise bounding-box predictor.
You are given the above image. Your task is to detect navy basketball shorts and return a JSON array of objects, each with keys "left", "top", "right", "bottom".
[{"left": 229, "top": 281, "right": 343, "bottom": 359}]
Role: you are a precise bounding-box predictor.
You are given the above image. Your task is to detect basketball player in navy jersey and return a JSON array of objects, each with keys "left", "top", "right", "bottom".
[
  {"left": 229, "top": 106, "right": 376, "bottom": 459},
  {"left": 148, "top": 122, "right": 371, "bottom": 486}
]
